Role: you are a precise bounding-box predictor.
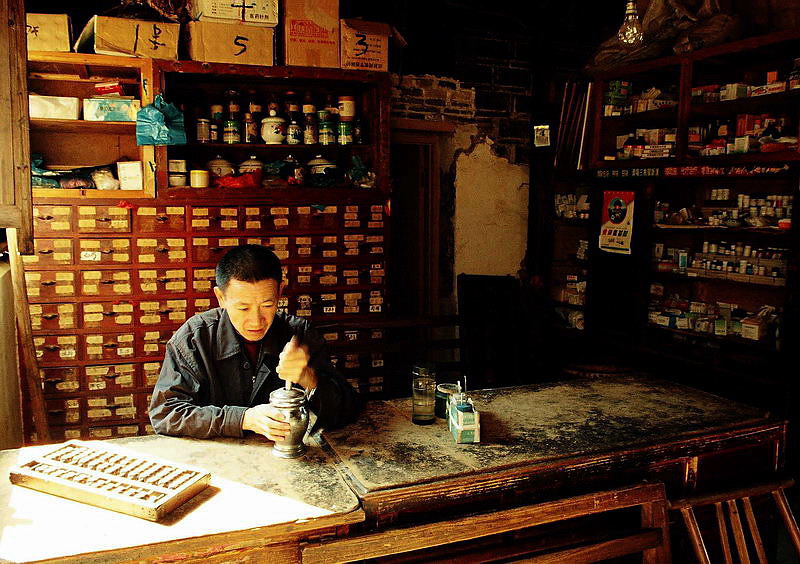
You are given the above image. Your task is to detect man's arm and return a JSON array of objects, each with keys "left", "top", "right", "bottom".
[{"left": 148, "top": 341, "right": 247, "bottom": 438}]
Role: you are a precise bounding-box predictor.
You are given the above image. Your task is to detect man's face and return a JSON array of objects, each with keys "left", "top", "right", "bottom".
[{"left": 214, "top": 278, "right": 282, "bottom": 342}]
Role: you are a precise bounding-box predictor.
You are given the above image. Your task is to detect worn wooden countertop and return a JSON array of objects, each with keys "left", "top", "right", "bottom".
[
  {"left": 322, "top": 375, "right": 771, "bottom": 496},
  {"left": 0, "top": 434, "right": 362, "bottom": 563}
]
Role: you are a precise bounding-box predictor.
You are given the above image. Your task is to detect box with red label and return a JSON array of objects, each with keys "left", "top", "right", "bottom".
[{"left": 283, "top": 0, "right": 339, "bottom": 68}]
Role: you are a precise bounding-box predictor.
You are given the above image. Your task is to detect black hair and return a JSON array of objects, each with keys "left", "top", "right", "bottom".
[{"left": 215, "top": 244, "right": 283, "bottom": 291}]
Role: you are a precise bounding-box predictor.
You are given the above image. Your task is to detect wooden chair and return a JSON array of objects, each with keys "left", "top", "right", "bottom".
[
  {"left": 302, "top": 482, "right": 671, "bottom": 563},
  {"left": 670, "top": 477, "right": 800, "bottom": 563}
]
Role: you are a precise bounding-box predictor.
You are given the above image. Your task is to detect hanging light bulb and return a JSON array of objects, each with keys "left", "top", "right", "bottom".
[{"left": 617, "top": 0, "right": 644, "bottom": 48}]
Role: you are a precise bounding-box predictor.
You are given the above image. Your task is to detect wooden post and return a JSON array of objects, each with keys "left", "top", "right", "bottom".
[{"left": 7, "top": 229, "right": 49, "bottom": 443}]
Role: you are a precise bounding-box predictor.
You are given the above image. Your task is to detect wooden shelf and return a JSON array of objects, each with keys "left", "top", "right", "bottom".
[
  {"left": 647, "top": 325, "right": 777, "bottom": 352},
  {"left": 181, "top": 143, "right": 371, "bottom": 150},
  {"left": 602, "top": 107, "right": 677, "bottom": 123},
  {"left": 685, "top": 152, "right": 800, "bottom": 165},
  {"left": 160, "top": 186, "right": 384, "bottom": 203},
  {"left": 653, "top": 269, "right": 787, "bottom": 288},
  {"left": 690, "top": 90, "right": 800, "bottom": 117},
  {"left": 30, "top": 119, "right": 136, "bottom": 134},
  {"left": 652, "top": 224, "right": 790, "bottom": 235},
  {"left": 32, "top": 188, "right": 151, "bottom": 200}
]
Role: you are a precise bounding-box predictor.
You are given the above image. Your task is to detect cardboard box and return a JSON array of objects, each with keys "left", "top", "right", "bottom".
[
  {"left": 192, "top": 0, "right": 278, "bottom": 27},
  {"left": 83, "top": 98, "right": 141, "bottom": 121},
  {"left": 74, "top": 16, "right": 179, "bottom": 59},
  {"left": 29, "top": 95, "right": 80, "bottom": 119},
  {"left": 283, "top": 0, "right": 340, "bottom": 68},
  {"left": 340, "top": 19, "right": 390, "bottom": 72},
  {"left": 187, "top": 21, "right": 274, "bottom": 65},
  {"left": 117, "top": 161, "right": 143, "bottom": 191},
  {"left": 26, "top": 14, "right": 71, "bottom": 52}
]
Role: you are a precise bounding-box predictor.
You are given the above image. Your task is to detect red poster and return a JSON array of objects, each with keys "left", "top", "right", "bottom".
[{"left": 599, "top": 190, "right": 635, "bottom": 255}]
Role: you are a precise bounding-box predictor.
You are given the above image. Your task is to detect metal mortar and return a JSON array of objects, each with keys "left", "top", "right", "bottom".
[{"left": 268, "top": 387, "right": 309, "bottom": 458}]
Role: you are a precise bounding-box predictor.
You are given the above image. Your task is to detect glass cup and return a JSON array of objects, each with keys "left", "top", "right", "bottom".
[{"left": 412, "top": 375, "right": 436, "bottom": 425}]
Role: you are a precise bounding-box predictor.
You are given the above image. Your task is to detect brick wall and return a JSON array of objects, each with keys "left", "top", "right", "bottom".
[{"left": 390, "top": 30, "right": 532, "bottom": 165}]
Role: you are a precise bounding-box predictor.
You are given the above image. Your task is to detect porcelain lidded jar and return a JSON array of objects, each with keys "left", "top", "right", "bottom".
[
  {"left": 307, "top": 154, "right": 336, "bottom": 175},
  {"left": 261, "top": 116, "right": 287, "bottom": 145},
  {"left": 206, "top": 155, "right": 234, "bottom": 178},
  {"left": 238, "top": 155, "right": 264, "bottom": 174},
  {"left": 268, "top": 386, "right": 309, "bottom": 458}
]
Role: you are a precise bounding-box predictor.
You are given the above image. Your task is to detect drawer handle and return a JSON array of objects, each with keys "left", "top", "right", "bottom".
[
  {"left": 209, "top": 216, "right": 222, "bottom": 222},
  {"left": 210, "top": 247, "right": 222, "bottom": 253},
  {"left": 41, "top": 280, "right": 56, "bottom": 287},
  {"left": 101, "top": 311, "right": 116, "bottom": 317},
  {"left": 102, "top": 343, "right": 118, "bottom": 349},
  {"left": 38, "top": 249, "right": 53, "bottom": 255},
  {"left": 157, "top": 278, "right": 170, "bottom": 284},
  {"left": 100, "top": 280, "right": 115, "bottom": 285},
  {"left": 96, "top": 217, "right": 112, "bottom": 222},
  {"left": 156, "top": 247, "right": 170, "bottom": 253},
  {"left": 156, "top": 215, "right": 169, "bottom": 222},
  {"left": 43, "top": 377, "right": 65, "bottom": 383},
  {"left": 37, "top": 215, "right": 54, "bottom": 221},
  {"left": 157, "top": 309, "right": 173, "bottom": 315},
  {"left": 47, "top": 408, "right": 66, "bottom": 414},
  {"left": 100, "top": 249, "right": 114, "bottom": 255},
  {"left": 158, "top": 339, "right": 169, "bottom": 345},
  {"left": 43, "top": 345, "right": 61, "bottom": 352},
  {"left": 103, "top": 373, "right": 119, "bottom": 379},
  {"left": 41, "top": 313, "right": 59, "bottom": 320}
]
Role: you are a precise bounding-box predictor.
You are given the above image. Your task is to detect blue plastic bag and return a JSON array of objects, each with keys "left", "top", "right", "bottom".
[{"left": 136, "top": 94, "right": 187, "bottom": 146}]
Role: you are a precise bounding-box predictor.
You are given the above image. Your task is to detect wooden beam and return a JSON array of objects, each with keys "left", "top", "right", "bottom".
[{"left": 7, "top": 229, "right": 49, "bottom": 443}]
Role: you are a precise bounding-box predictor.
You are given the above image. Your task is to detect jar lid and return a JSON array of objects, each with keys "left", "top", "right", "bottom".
[
  {"left": 269, "top": 386, "right": 306, "bottom": 408},
  {"left": 307, "top": 155, "right": 334, "bottom": 167},
  {"left": 261, "top": 116, "right": 286, "bottom": 123}
]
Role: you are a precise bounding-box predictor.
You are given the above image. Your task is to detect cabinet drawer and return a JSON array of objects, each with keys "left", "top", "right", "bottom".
[
  {"left": 29, "top": 303, "right": 77, "bottom": 331},
  {"left": 40, "top": 366, "right": 81, "bottom": 394},
  {"left": 294, "top": 264, "right": 339, "bottom": 287},
  {"left": 136, "top": 329, "right": 173, "bottom": 359},
  {"left": 76, "top": 205, "right": 131, "bottom": 233},
  {"left": 192, "top": 297, "right": 215, "bottom": 316},
  {"left": 142, "top": 361, "right": 162, "bottom": 387},
  {"left": 85, "top": 393, "right": 137, "bottom": 423},
  {"left": 83, "top": 333, "right": 135, "bottom": 361},
  {"left": 192, "top": 267, "right": 217, "bottom": 293},
  {"left": 294, "top": 235, "right": 339, "bottom": 259},
  {"left": 33, "top": 206, "right": 72, "bottom": 235},
  {"left": 135, "top": 237, "right": 187, "bottom": 265},
  {"left": 22, "top": 239, "right": 73, "bottom": 266},
  {"left": 138, "top": 299, "right": 188, "bottom": 326},
  {"left": 77, "top": 238, "right": 131, "bottom": 265},
  {"left": 265, "top": 236, "right": 291, "bottom": 260},
  {"left": 34, "top": 335, "right": 79, "bottom": 363},
  {"left": 134, "top": 205, "right": 186, "bottom": 232},
  {"left": 369, "top": 262, "right": 386, "bottom": 284},
  {"left": 366, "top": 234, "right": 385, "bottom": 256},
  {"left": 245, "top": 206, "right": 294, "bottom": 231},
  {"left": 49, "top": 426, "right": 83, "bottom": 441},
  {"left": 80, "top": 270, "right": 132, "bottom": 296},
  {"left": 82, "top": 302, "right": 135, "bottom": 330},
  {"left": 137, "top": 268, "right": 188, "bottom": 294},
  {"left": 190, "top": 206, "right": 240, "bottom": 232},
  {"left": 297, "top": 205, "right": 339, "bottom": 230},
  {"left": 46, "top": 397, "right": 81, "bottom": 426},
  {"left": 87, "top": 423, "right": 142, "bottom": 440},
  {"left": 25, "top": 271, "right": 75, "bottom": 299},
  {"left": 191, "top": 237, "right": 241, "bottom": 263},
  {"left": 85, "top": 363, "right": 139, "bottom": 393}
]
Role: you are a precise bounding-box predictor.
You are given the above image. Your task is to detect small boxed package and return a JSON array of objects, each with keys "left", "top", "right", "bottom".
[
  {"left": 186, "top": 21, "right": 274, "bottom": 65},
  {"left": 741, "top": 317, "right": 766, "bottom": 340},
  {"left": 28, "top": 94, "right": 80, "bottom": 119},
  {"left": 117, "top": 161, "right": 143, "bottom": 191},
  {"left": 448, "top": 395, "right": 480, "bottom": 444},
  {"left": 26, "top": 13, "right": 71, "bottom": 52},
  {"left": 83, "top": 98, "right": 141, "bottom": 121},
  {"left": 749, "top": 82, "right": 786, "bottom": 97},
  {"left": 74, "top": 16, "right": 179, "bottom": 59},
  {"left": 191, "top": 0, "right": 278, "bottom": 26},
  {"left": 340, "top": 19, "right": 391, "bottom": 72},
  {"left": 720, "top": 83, "right": 749, "bottom": 101},
  {"left": 283, "top": 0, "right": 340, "bottom": 68}
]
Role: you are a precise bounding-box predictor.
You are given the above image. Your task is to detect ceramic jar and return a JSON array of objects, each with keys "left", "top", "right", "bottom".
[
  {"left": 261, "top": 116, "right": 287, "bottom": 144},
  {"left": 238, "top": 155, "right": 264, "bottom": 174},
  {"left": 307, "top": 155, "right": 336, "bottom": 175},
  {"left": 206, "top": 155, "right": 234, "bottom": 178}
]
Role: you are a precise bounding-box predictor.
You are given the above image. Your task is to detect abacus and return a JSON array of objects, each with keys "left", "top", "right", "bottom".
[{"left": 9, "top": 440, "right": 211, "bottom": 521}]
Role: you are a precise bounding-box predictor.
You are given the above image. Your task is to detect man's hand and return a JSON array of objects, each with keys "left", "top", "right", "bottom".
[
  {"left": 242, "top": 404, "right": 290, "bottom": 441},
  {"left": 277, "top": 337, "right": 318, "bottom": 390}
]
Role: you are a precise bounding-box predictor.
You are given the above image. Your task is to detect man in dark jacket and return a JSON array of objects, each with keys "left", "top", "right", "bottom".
[{"left": 149, "top": 244, "right": 359, "bottom": 440}]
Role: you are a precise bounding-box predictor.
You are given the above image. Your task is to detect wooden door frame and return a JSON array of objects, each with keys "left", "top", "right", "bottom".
[{"left": 391, "top": 119, "right": 455, "bottom": 316}]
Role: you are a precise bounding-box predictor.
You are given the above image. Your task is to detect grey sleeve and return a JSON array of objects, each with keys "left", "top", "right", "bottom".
[
  {"left": 148, "top": 341, "right": 247, "bottom": 439},
  {"left": 303, "top": 326, "right": 361, "bottom": 432}
]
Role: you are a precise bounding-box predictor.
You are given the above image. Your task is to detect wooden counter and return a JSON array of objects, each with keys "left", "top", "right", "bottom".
[
  {"left": 0, "top": 435, "right": 363, "bottom": 563},
  {"left": 321, "top": 375, "right": 785, "bottom": 523}
]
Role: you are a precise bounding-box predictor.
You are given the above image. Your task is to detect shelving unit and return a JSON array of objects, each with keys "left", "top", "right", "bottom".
[
  {"left": 586, "top": 30, "right": 800, "bottom": 414},
  {"left": 22, "top": 53, "right": 393, "bottom": 443}
]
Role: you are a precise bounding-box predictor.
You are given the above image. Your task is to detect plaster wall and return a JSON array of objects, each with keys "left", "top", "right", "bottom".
[
  {"left": 0, "top": 263, "right": 22, "bottom": 448},
  {"left": 453, "top": 138, "right": 529, "bottom": 284}
]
